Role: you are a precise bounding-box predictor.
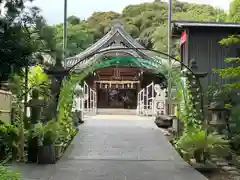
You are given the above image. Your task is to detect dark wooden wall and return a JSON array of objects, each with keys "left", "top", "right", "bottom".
[{"left": 187, "top": 27, "right": 240, "bottom": 92}]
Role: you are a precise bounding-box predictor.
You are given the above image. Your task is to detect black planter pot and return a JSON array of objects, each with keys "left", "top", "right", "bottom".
[
  {"left": 27, "top": 137, "right": 38, "bottom": 163},
  {"left": 37, "top": 144, "right": 56, "bottom": 164},
  {"left": 0, "top": 145, "right": 6, "bottom": 161}
]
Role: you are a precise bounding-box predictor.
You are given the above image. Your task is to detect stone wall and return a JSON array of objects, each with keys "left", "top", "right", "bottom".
[{"left": 0, "top": 90, "right": 12, "bottom": 123}]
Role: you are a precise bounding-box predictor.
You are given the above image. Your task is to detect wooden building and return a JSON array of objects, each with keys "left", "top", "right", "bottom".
[
  {"left": 65, "top": 22, "right": 168, "bottom": 109},
  {"left": 172, "top": 21, "right": 240, "bottom": 91}
]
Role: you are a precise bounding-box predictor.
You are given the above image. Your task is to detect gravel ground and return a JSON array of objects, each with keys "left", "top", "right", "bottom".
[{"left": 203, "top": 169, "right": 234, "bottom": 180}]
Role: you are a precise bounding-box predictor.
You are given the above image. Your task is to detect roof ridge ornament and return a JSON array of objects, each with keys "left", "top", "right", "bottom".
[{"left": 111, "top": 20, "right": 124, "bottom": 30}]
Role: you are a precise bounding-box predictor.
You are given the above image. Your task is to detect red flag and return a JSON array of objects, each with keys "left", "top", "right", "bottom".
[{"left": 180, "top": 31, "right": 187, "bottom": 45}]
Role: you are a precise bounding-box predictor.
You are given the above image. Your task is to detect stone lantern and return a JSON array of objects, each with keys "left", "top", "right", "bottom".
[
  {"left": 181, "top": 67, "right": 190, "bottom": 77},
  {"left": 74, "top": 84, "right": 83, "bottom": 97},
  {"left": 44, "top": 62, "right": 69, "bottom": 121},
  {"left": 26, "top": 89, "right": 46, "bottom": 163},
  {"left": 72, "top": 84, "right": 84, "bottom": 126},
  {"left": 208, "top": 90, "right": 226, "bottom": 133}
]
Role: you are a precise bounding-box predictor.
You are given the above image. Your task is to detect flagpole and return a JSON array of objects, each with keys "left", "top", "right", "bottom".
[
  {"left": 63, "top": 0, "right": 67, "bottom": 67},
  {"left": 167, "top": 0, "right": 172, "bottom": 115}
]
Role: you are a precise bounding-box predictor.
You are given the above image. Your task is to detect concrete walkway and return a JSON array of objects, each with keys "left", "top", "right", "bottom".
[{"left": 12, "top": 116, "right": 207, "bottom": 180}]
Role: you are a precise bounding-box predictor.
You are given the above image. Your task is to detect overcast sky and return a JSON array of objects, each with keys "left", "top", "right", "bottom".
[{"left": 28, "top": 0, "right": 231, "bottom": 25}]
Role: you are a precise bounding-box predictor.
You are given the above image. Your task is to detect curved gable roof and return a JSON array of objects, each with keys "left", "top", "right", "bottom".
[{"left": 68, "top": 22, "right": 144, "bottom": 60}]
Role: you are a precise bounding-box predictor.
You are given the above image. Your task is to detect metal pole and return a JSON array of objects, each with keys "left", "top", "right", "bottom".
[
  {"left": 167, "top": 0, "right": 172, "bottom": 115},
  {"left": 24, "top": 66, "right": 28, "bottom": 119},
  {"left": 151, "top": 81, "right": 154, "bottom": 116},
  {"left": 63, "top": 0, "right": 67, "bottom": 67}
]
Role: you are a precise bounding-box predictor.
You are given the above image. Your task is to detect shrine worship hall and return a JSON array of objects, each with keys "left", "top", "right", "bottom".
[
  {"left": 65, "top": 22, "right": 176, "bottom": 116},
  {"left": 84, "top": 66, "right": 163, "bottom": 110}
]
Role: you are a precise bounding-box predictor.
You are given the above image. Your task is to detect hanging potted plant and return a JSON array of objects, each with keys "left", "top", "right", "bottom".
[{"left": 33, "top": 120, "right": 58, "bottom": 164}]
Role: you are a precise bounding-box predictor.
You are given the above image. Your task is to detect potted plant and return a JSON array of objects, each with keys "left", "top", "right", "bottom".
[
  {"left": 32, "top": 120, "right": 58, "bottom": 164},
  {"left": 0, "top": 121, "right": 20, "bottom": 161},
  {"left": 27, "top": 129, "right": 38, "bottom": 163},
  {"left": 0, "top": 124, "right": 8, "bottom": 161}
]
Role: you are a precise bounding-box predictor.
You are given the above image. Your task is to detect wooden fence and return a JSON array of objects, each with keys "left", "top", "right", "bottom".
[{"left": 0, "top": 90, "right": 12, "bottom": 123}]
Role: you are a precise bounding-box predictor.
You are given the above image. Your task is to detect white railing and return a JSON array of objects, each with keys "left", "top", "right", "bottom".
[
  {"left": 137, "top": 82, "right": 154, "bottom": 116},
  {"left": 137, "top": 82, "right": 171, "bottom": 117},
  {"left": 83, "top": 81, "right": 97, "bottom": 116},
  {"left": 137, "top": 88, "right": 145, "bottom": 116},
  {"left": 89, "top": 88, "right": 97, "bottom": 113},
  {"left": 79, "top": 97, "right": 84, "bottom": 120},
  {"left": 83, "top": 81, "right": 89, "bottom": 111},
  {"left": 146, "top": 82, "right": 154, "bottom": 116}
]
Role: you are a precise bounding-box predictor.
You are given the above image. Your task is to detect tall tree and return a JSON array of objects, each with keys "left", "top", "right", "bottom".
[
  {"left": 0, "top": 0, "right": 57, "bottom": 81},
  {"left": 54, "top": 23, "right": 94, "bottom": 57},
  {"left": 214, "top": 0, "right": 240, "bottom": 107},
  {"left": 215, "top": 0, "right": 240, "bottom": 89},
  {"left": 67, "top": 15, "right": 80, "bottom": 25},
  {"left": 87, "top": 11, "right": 120, "bottom": 38},
  {"left": 51, "top": 1, "right": 228, "bottom": 58},
  {"left": 228, "top": 0, "right": 240, "bottom": 22}
]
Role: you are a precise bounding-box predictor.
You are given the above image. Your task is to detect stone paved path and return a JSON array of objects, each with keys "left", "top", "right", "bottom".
[{"left": 11, "top": 115, "right": 207, "bottom": 180}]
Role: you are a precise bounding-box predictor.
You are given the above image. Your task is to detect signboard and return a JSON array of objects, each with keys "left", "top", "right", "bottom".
[
  {"left": 156, "top": 101, "right": 165, "bottom": 110},
  {"left": 154, "top": 99, "right": 165, "bottom": 115},
  {"left": 153, "top": 84, "right": 166, "bottom": 115}
]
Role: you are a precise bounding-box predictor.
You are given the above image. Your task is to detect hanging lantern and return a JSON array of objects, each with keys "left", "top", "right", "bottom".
[
  {"left": 127, "top": 83, "right": 130, "bottom": 88},
  {"left": 105, "top": 84, "right": 107, "bottom": 89}
]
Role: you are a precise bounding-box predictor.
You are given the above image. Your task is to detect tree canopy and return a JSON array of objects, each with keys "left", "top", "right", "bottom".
[
  {"left": 49, "top": 0, "right": 227, "bottom": 58},
  {"left": 216, "top": 0, "right": 240, "bottom": 90},
  {"left": 228, "top": 0, "right": 240, "bottom": 22},
  {"left": 0, "top": 0, "right": 57, "bottom": 81},
  {"left": 0, "top": 0, "right": 235, "bottom": 82}
]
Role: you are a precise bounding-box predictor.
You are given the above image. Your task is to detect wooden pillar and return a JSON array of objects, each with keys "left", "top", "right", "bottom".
[
  {"left": 94, "top": 81, "right": 97, "bottom": 108},
  {"left": 138, "top": 81, "right": 141, "bottom": 92}
]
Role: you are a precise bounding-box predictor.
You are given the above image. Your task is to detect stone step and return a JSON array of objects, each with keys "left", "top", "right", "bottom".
[{"left": 96, "top": 108, "right": 137, "bottom": 115}]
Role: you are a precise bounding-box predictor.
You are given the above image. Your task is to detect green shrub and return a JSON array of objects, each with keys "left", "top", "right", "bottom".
[
  {"left": 0, "top": 121, "right": 20, "bottom": 160},
  {"left": 32, "top": 120, "right": 59, "bottom": 146},
  {"left": 176, "top": 127, "right": 229, "bottom": 163},
  {"left": 0, "top": 166, "right": 19, "bottom": 180}
]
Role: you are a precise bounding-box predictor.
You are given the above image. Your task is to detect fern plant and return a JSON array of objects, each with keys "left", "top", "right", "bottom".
[
  {"left": 32, "top": 120, "right": 59, "bottom": 146},
  {"left": 176, "top": 127, "right": 229, "bottom": 163}
]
